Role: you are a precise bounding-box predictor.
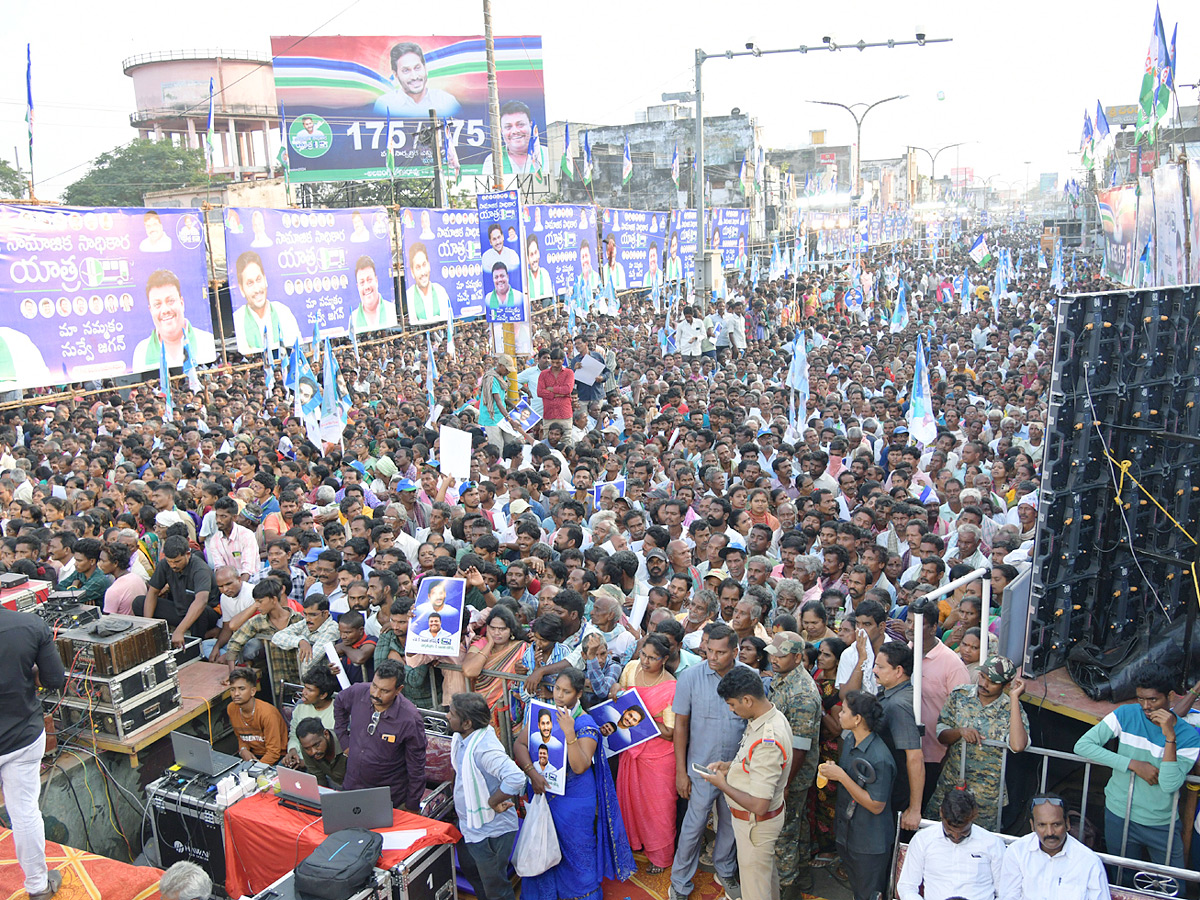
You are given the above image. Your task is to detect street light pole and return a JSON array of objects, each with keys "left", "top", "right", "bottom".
[
  {"left": 808, "top": 95, "right": 908, "bottom": 195},
  {"left": 910, "top": 141, "right": 969, "bottom": 200},
  {"left": 669, "top": 33, "right": 950, "bottom": 298}
]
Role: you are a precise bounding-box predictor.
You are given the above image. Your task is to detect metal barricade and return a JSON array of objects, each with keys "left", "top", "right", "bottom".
[{"left": 950, "top": 738, "right": 1199, "bottom": 874}]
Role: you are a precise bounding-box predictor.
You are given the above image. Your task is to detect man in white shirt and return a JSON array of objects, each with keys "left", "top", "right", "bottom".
[
  {"left": 999, "top": 793, "right": 1111, "bottom": 900},
  {"left": 898, "top": 789, "right": 1005, "bottom": 900},
  {"left": 676, "top": 306, "right": 708, "bottom": 359}
]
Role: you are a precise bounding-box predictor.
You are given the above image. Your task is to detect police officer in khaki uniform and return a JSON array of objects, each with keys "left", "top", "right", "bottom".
[{"left": 698, "top": 666, "right": 794, "bottom": 900}]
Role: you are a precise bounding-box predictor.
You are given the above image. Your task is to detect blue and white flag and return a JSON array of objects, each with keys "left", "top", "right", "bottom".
[
  {"left": 907, "top": 336, "right": 937, "bottom": 446},
  {"left": 1050, "top": 238, "right": 1064, "bottom": 289},
  {"left": 182, "top": 332, "right": 201, "bottom": 392},
  {"left": 957, "top": 272, "right": 971, "bottom": 315},
  {"left": 890, "top": 280, "right": 909, "bottom": 333},
  {"left": 158, "top": 340, "right": 174, "bottom": 423},
  {"left": 320, "top": 337, "right": 344, "bottom": 444},
  {"left": 349, "top": 316, "right": 360, "bottom": 362},
  {"left": 425, "top": 329, "right": 438, "bottom": 406},
  {"left": 263, "top": 326, "right": 275, "bottom": 394}
]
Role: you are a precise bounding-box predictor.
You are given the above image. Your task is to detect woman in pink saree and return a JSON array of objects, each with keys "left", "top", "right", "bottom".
[{"left": 613, "top": 634, "right": 677, "bottom": 872}]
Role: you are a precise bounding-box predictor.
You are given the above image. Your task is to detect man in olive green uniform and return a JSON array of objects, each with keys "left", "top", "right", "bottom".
[
  {"left": 766, "top": 633, "right": 822, "bottom": 896},
  {"left": 700, "top": 666, "right": 794, "bottom": 900}
]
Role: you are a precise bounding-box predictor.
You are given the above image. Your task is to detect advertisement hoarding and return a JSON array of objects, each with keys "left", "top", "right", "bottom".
[
  {"left": 710, "top": 208, "right": 749, "bottom": 273},
  {"left": 398, "top": 208, "right": 483, "bottom": 323},
  {"left": 668, "top": 209, "right": 698, "bottom": 285},
  {"left": 224, "top": 207, "right": 396, "bottom": 352},
  {"left": 522, "top": 204, "right": 595, "bottom": 300},
  {"left": 600, "top": 209, "right": 668, "bottom": 293},
  {"left": 271, "top": 36, "right": 546, "bottom": 183},
  {"left": 0, "top": 205, "right": 212, "bottom": 389},
  {"left": 476, "top": 191, "right": 526, "bottom": 323}
]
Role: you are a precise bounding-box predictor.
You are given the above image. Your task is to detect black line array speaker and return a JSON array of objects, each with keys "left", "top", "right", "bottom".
[{"left": 1029, "top": 285, "right": 1200, "bottom": 694}]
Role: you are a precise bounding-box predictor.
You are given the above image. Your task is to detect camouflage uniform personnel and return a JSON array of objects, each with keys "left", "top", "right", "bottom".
[
  {"left": 925, "top": 680, "right": 1028, "bottom": 826},
  {"left": 767, "top": 636, "right": 823, "bottom": 895}
]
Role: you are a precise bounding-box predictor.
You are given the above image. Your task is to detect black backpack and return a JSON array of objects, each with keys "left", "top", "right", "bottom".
[{"left": 293, "top": 828, "right": 383, "bottom": 900}]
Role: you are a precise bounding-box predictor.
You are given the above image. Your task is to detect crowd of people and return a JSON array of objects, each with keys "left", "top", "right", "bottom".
[{"left": 3, "top": 224, "right": 1200, "bottom": 900}]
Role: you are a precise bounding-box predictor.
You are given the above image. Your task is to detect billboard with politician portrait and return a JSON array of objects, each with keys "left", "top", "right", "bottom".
[
  {"left": 601, "top": 209, "right": 668, "bottom": 294},
  {"left": 710, "top": 208, "right": 749, "bottom": 273},
  {"left": 668, "top": 209, "right": 698, "bottom": 285},
  {"left": 223, "top": 207, "right": 396, "bottom": 352},
  {"left": 522, "top": 204, "right": 595, "bottom": 301},
  {"left": 0, "top": 204, "right": 212, "bottom": 389},
  {"left": 398, "top": 207, "right": 484, "bottom": 323},
  {"left": 476, "top": 191, "right": 526, "bottom": 323},
  {"left": 271, "top": 35, "right": 546, "bottom": 183}
]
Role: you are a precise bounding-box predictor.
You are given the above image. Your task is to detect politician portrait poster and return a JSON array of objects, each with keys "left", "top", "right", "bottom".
[
  {"left": 589, "top": 688, "right": 658, "bottom": 758},
  {"left": 526, "top": 699, "right": 567, "bottom": 795},
  {"left": 405, "top": 576, "right": 465, "bottom": 657}
]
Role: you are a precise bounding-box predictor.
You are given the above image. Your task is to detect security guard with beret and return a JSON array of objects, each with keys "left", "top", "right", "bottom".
[{"left": 698, "top": 665, "right": 794, "bottom": 900}]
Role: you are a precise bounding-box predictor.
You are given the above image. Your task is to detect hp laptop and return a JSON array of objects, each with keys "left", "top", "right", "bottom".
[
  {"left": 171, "top": 732, "right": 240, "bottom": 777},
  {"left": 277, "top": 768, "right": 332, "bottom": 812},
  {"left": 320, "top": 786, "right": 393, "bottom": 833}
]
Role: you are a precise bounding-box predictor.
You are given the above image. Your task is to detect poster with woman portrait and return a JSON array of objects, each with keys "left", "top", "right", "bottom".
[
  {"left": 527, "top": 699, "right": 567, "bottom": 795},
  {"left": 589, "top": 688, "right": 657, "bottom": 758},
  {"left": 405, "top": 576, "right": 465, "bottom": 657}
]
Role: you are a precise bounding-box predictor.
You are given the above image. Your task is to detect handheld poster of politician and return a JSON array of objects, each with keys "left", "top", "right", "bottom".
[
  {"left": 526, "top": 699, "right": 567, "bottom": 795},
  {"left": 404, "top": 576, "right": 465, "bottom": 657}
]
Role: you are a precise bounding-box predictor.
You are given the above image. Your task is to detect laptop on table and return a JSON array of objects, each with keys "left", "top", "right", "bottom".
[
  {"left": 170, "top": 731, "right": 240, "bottom": 777},
  {"left": 321, "top": 786, "right": 393, "bottom": 832},
  {"left": 277, "top": 768, "right": 333, "bottom": 812}
]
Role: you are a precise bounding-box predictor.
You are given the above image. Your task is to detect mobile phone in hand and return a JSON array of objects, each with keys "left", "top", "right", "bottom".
[{"left": 692, "top": 762, "right": 714, "bottom": 777}]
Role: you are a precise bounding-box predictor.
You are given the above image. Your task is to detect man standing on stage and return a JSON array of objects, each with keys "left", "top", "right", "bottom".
[{"left": 0, "top": 605, "right": 66, "bottom": 899}]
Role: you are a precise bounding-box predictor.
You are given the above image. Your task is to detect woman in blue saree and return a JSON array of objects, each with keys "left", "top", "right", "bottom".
[{"left": 513, "top": 667, "right": 635, "bottom": 900}]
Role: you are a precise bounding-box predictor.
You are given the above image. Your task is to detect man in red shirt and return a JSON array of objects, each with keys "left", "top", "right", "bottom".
[{"left": 537, "top": 347, "right": 575, "bottom": 437}]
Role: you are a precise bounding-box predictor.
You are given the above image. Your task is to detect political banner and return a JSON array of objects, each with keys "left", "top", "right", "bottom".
[
  {"left": 590, "top": 689, "right": 658, "bottom": 758},
  {"left": 1136, "top": 175, "right": 1154, "bottom": 286},
  {"left": 0, "top": 205, "right": 212, "bottom": 389},
  {"left": 224, "top": 207, "right": 395, "bottom": 354},
  {"left": 271, "top": 35, "right": 547, "bottom": 183},
  {"left": 399, "top": 207, "right": 483, "bottom": 323},
  {"left": 710, "top": 208, "right": 749, "bottom": 272},
  {"left": 669, "top": 209, "right": 699, "bottom": 284},
  {"left": 522, "top": 204, "right": 595, "bottom": 300},
  {"left": 601, "top": 208, "right": 668, "bottom": 294},
  {"left": 477, "top": 190, "right": 526, "bottom": 323},
  {"left": 1153, "top": 165, "right": 1187, "bottom": 287},
  {"left": 1190, "top": 160, "right": 1200, "bottom": 284}
]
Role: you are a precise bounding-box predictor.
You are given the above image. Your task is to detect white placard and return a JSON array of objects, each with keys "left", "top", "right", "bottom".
[
  {"left": 575, "top": 354, "right": 605, "bottom": 386},
  {"left": 324, "top": 642, "right": 351, "bottom": 690},
  {"left": 440, "top": 425, "right": 473, "bottom": 481}
]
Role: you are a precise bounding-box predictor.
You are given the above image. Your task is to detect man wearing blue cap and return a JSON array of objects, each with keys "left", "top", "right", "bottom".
[{"left": 395, "top": 479, "right": 430, "bottom": 535}]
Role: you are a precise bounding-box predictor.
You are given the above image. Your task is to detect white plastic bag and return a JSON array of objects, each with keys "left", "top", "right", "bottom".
[{"left": 512, "top": 793, "right": 562, "bottom": 877}]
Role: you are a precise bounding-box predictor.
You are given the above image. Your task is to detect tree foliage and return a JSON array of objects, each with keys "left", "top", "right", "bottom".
[
  {"left": 63, "top": 139, "right": 210, "bottom": 207},
  {"left": 0, "top": 159, "right": 25, "bottom": 200}
]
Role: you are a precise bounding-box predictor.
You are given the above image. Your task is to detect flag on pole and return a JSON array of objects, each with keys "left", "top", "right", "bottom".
[
  {"left": 284, "top": 338, "right": 300, "bottom": 393},
  {"left": 1095, "top": 102, "right": 1111, "bottom": 146},
  {"left": 319, "top": 338, "right": 343, "bottom": 444},
  {"left": 425, "top": 329, "right": 438, "bottom": 406},
  {"left": 560, "top": 121, "right": 573, "bottom": 181},
  {"left": 276, "top": 104, "right": 291, "bottom": 202},
  {"left": 739, "top": 153, "right": 748, "bottom": 193},
  {"left": 1080, "top": 111, "right": 1095, "bottom": 166},
  {"left": 968, "top": 234, "right": 993, "bottom": 267},
  {"left": 182, "top": 332, "right": 201, "bottom": 392},
  {"left": 24, "top": 44, "right": 33, "bottom": 181},
  {"left": 349, "top": 316, "right": 360, "bottom": 363},
  {"left": 670, "top": 144, "right": 679, "bottom": 187},
  {"left": 442, "top": 118, "right": 460, "bottom": 185},
  {"left": 957, "top": 272, "right": 972, "bottom": 315},
  {"left": 158, "top": 341, "right": 174, "bottom": 424},
  {"left": 263, "top": 327, "right": 275, "bottom": 395},
  {"left": 788, "top": 330, "right": 810, "bottom": 413},
  {"left": 205, "top": 77, "right": 216, "bottom": 175},
  {"left": 621, "top": 135, "right": 633, "bottom": 185},
  {"left": 384, "top": 111, "right": 396, "bottom": 178},
  {"left": 582, "top": 132, "right": 593, "bottom": 185},
  {"left": 755, "top": 146, "right": 765, "bottom": 190},
  {"left": 890, "top": 280, "right": 909, "bottom": 333},
  {"left": 803, "top": 172, "right": 812, "bottom": 195},
  {"left": 1135, "top": 5, "right": 1170, "bottom": 143},
  {"left": 529, "top": 124, "right": 544, "bottom": 181},
  {"left": 907, "top": 336, "right": 938, "bottom": 446}
]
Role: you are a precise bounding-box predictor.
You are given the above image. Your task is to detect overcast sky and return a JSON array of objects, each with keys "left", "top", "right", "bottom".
[{"left": 3, "top": 0, "right": 1197, "bottom": 201}]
